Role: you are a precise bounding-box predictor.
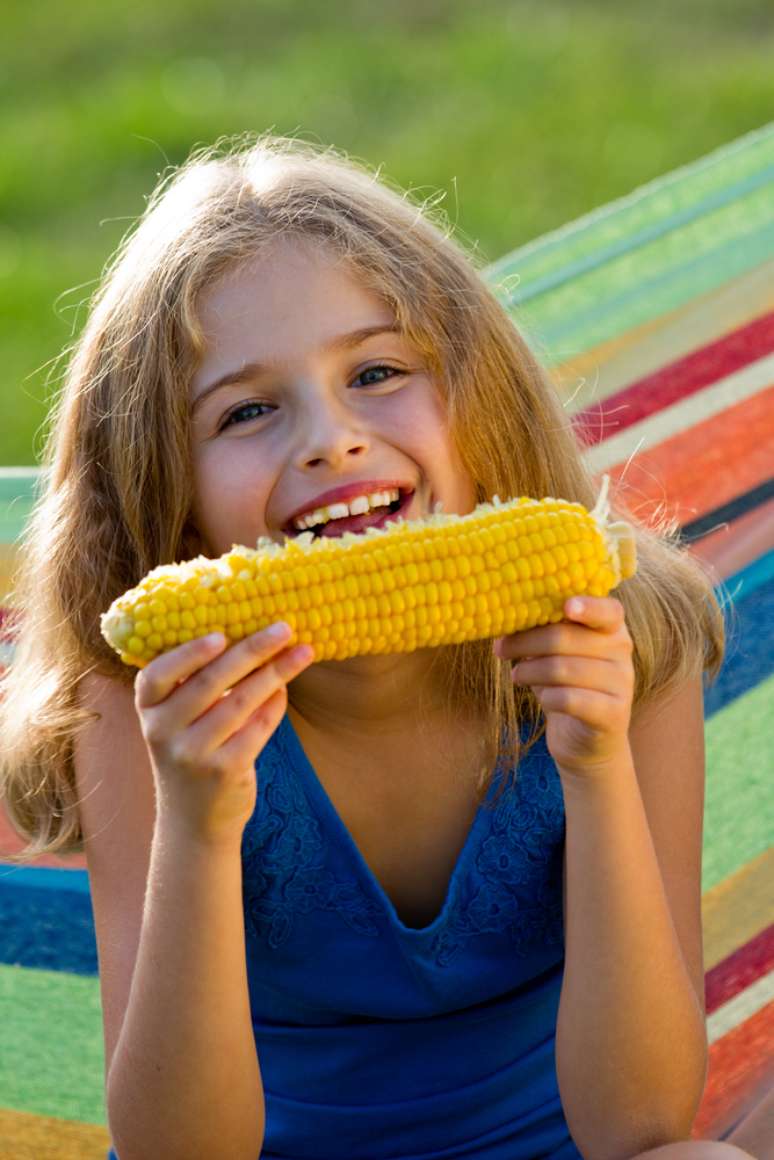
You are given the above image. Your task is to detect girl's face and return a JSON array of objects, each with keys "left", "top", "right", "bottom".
[{"left": 189, "top": 238, "right": 477, "bottom": 557}]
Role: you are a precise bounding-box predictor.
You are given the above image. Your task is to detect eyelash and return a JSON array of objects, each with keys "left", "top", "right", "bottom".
[{"left": 218, "top": 364, "right": 405, "bottom": 430}]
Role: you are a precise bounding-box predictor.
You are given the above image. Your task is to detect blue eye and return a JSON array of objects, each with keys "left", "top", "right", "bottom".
[
  {"left": 218, "top": 366, "right": 402, "bottom": 431},
  {"left": 220, "top": 401, "right": 271, "bottom": 429},
  {"left": 354, "top": 364, "right": 401, "bottom": 387}
]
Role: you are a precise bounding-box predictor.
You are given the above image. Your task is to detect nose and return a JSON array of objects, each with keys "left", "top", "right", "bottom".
[{"left": 292, "top": 394, "right": 369, "bottom": 470}]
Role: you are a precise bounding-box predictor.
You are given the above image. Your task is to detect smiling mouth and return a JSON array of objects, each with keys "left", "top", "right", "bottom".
[{"left": 285, "top": 487, "right": 414, "bottom": 539}]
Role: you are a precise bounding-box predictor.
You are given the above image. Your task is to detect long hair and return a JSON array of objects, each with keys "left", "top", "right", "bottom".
[{"left": 0, "top": 133, "right": 724, "bottom": 863}]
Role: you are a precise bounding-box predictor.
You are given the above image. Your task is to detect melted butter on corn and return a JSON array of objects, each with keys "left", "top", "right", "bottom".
[{"left": 101, "top": 476, "right": 637, "bottom": 668}]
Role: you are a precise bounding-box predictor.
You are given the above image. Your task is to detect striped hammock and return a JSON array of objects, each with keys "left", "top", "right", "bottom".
[{"left": 1, "top": 124, "right": 772, "bottom": 1154}]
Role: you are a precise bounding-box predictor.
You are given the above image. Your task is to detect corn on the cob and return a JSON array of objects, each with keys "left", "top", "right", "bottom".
[{"left": 101, "top": 479, "right": 636, "bottom": 668}]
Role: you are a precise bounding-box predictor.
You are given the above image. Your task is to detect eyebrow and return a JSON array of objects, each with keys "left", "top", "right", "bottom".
[{"left": 191, "top": 323, "right": 403, "bottom": 413}]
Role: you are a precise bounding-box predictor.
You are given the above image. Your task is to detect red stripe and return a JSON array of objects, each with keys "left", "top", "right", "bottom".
[
  {"left": 609, "top": 384, "right": 774, "bottom": 525},
  {"left": 574, "top": 310, "right": 774, "bottom": 448},
  {"left": 705, "top": 925, "right": 774, "bottom": 1013},
  {"left": 692, "top": 1001, "right": 774, "bottom": 1139}
]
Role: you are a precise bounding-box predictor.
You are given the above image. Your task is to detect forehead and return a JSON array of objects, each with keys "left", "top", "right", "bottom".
[{"left": 192, "top": 239, "right": 395, "bottom": 385}]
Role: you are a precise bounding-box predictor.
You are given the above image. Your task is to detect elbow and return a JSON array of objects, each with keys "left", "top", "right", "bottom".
[
  {"left": 109, "top": 1138, "right": 263, "bottom": 1160},
  {"left": 562, "top": 1027, "right": 709, "bottom": 1160},
  {"left": 107, "top": 1064, "right": 265, "bottom": 1160},
  {"left": 568, "top": 1103, "right": 704, "bottom": 1160},
  {"left": 565, "top": 1065, "right": 709, "bottom": 1160},
  {"left": 572, "top": 1120, "right": 695, "bottom": 1160},
  {"left": 107, "top": 1106, "right": 264, "bottom": 1160}
]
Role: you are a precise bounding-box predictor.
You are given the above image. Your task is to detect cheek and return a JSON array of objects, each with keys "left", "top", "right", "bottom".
[
  {"left": 191, "top": 451, "right": 267, "bottom": 545},
  {"left": 387, "top": 386, "right": 447, "bottom": 447}
]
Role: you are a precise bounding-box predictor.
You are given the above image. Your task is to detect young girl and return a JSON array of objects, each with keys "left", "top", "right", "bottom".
[{"left": 0, "top": 135, "right": 757, "bottom": 1160}]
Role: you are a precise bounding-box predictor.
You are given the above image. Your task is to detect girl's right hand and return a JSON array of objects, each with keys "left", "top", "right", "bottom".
[{"left": 134, "top": 622, "right": 314, "bottom": 847}]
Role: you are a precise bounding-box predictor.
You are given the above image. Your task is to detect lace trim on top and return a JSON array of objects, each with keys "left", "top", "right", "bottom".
[
  {"left": 242, "top": 718, "right": 565, "bottom": 965},
  {"left": 429, "top": 764, "right": 565, "bottom": 966},
  {"left": 242, "top": 736, "right": 382, "bottom": 950}
]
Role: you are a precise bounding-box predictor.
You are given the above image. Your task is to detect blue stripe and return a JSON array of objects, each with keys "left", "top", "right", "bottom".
[
  {"left": 0, "top": 877, "right": 98, "bottom": 973},
  {"left": 0, "top": 863, "right": 91, "bottom": 891},
  {"left": 716, "top": 549, "right": 774, "bottom": 602},
  {"left": 705, "top": 563, "right": 774, "bottom": 717}
]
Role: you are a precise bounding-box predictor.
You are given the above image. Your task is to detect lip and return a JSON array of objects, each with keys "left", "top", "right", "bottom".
[{"left": 282, "top": 480, "right": 415, "bottom": 531}]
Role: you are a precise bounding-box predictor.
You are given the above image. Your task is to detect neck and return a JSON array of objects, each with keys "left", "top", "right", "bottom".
[{"left": 286, "top": 647, "right": 456, "bottom": 740}]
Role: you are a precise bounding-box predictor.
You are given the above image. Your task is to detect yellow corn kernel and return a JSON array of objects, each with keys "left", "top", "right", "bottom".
[{"left": 100, "top": 478, "right": 636, "bottom": 668}]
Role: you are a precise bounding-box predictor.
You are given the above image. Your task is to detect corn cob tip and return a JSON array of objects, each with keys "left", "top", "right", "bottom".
[
  {"left": 608, "top": 521, "right": 637, "bottom": 580},
  {"left": 590, "top": 475, "right": 637, "bottom": 582}
]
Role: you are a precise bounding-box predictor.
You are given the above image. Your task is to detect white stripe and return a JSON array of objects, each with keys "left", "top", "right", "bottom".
[
  {"left": 706, "top": 969, "right": 774, "bottom": 1045},
  {"left": 0, "top": 466, "right": 42, "bottom": 478},
  {"left": 582, "top": 350, "right": 774, "bottom": 473}
]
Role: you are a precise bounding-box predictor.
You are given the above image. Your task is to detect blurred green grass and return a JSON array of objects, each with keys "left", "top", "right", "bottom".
[{"left": 1, "top": 0, "right": 772, "bottom": 465}]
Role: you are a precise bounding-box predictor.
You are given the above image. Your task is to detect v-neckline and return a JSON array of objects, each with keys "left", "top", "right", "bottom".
[{"left": 277, "top": 712, "right": 504, "bottom": 936}]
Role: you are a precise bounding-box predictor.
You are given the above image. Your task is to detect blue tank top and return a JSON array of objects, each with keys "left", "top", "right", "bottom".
[
  {"left": 242, "top": 712, "right": 580, "bottom": 1160},
  {"left": 109, "top": 713, "right": 581, "bottom": 1160}
]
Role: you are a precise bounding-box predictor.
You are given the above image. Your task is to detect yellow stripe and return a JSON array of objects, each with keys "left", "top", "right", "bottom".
[
  {"left": 0, "top": 1107, "right": 109, "bottom": 1160},
  {"left": 701, "top": 847, "right": 774, "bottom": 970},
  {"left": 552, "top": 257, "right": 774, "bottom": 410},
  {"left": 0, "top": 543, "right": 18, "bottom": 605}
]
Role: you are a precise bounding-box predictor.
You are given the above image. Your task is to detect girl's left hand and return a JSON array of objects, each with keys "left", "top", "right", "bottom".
[{"left": 493, "top": 596, "right": 635, "bottom": 778}]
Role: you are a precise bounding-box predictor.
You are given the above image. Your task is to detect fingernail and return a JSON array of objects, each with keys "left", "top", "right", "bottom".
[
  {"left": 266, "top": 621, "right": 291, "bottom": 639},
  {"left": 567, "top": 599, "right": 584, "bottom": 616}
]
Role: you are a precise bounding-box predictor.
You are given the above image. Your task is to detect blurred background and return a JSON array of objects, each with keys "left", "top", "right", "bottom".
[{"left": 2, "top": 0, "right": 773, "bottom": 465}]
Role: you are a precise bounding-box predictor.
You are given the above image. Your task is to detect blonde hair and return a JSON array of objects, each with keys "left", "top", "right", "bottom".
[{"left": 0, "top": 133, "right": 724, "bottom": 864}]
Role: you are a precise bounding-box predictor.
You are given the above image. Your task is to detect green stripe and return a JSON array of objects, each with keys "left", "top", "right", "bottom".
[
  {"left": 485, "top": 121, "right": 774, "bottom": 296},
  {"left": 505, "top": 189, "right": 774, "bottom": 363},
  {"left": 702, "top": 674, "right": 774, "bottom": 894},
  {"left": 0, "top": 468, "right": 43, "bottom": 544},
  {"left": 496, "top": 164, "right": 774, "bottom": 311},
  {"left": 482, "top": 122, "right": 774, "bottom": 365},
  {"left": 0, "top": 469, "right": 43, "bottom": 502},
  {"left": 0, "top": 963, "right": 106, "bottom": 1124}
]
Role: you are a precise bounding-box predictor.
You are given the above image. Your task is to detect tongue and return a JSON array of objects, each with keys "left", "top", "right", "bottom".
[{"left": 318, "top": 504, "right": 393, "bottom": 537}]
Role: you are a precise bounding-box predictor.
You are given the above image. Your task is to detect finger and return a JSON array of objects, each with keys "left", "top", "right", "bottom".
[
  {"left": 510, "top": 656, "right": 625, "bottom": 694},
  {"left": 139, "top": 622, "right": 294, "bottom": 719},
  {"left": 214, "top": 686, "right": 289, "bottom": 771},
  {"left": 494, "top": 617, "right": 627, "bottom": 662},
  {"left": 186, "top": 643, "right": 313, "bottom": 752},
  {"left": 562, "top": 596, "right": 625, "bottom": 632},
  {"left": 135, "top": 631, "right": 231, "bottom": 709},
  {"left": 531, "top": 686, "right": 630, "bottom": 730}
]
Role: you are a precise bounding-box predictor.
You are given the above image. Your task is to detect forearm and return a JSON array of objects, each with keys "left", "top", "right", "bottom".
[
  {"left": 556, "top": 753, "right": 707, "bottom": 1160},
  {"left": 107, "top": 814, "right": 264, "bottom": 1160}
]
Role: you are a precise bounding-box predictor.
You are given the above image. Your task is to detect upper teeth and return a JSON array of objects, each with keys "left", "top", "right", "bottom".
[{"left": 291, "top": 488, "right": 402, "bottom": 531}]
